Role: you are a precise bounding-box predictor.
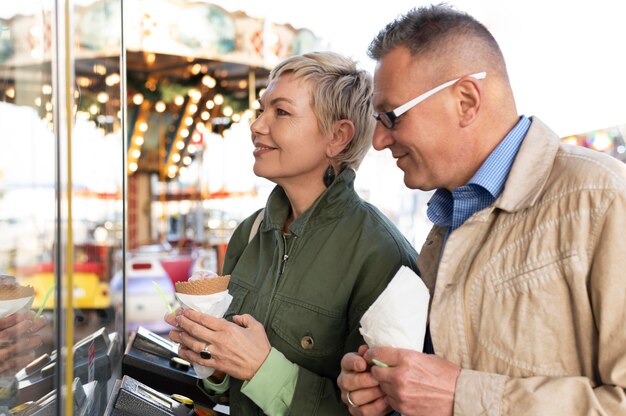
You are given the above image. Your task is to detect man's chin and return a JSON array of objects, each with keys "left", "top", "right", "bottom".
[
  {"left": 403, "top": 174, "right": 434, "bottom": 191},
  {"left": 403, "top": 175, "right": 419, "bottom": 190}
]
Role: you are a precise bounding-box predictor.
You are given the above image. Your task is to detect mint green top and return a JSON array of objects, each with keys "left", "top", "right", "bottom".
[{"left": 203, "top": 347, "right": 297, "bottom": 415}]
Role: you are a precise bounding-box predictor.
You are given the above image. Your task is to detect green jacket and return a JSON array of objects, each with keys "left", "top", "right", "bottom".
[{"left": 221, "top": 168, "right": 418, "bottom": 415}]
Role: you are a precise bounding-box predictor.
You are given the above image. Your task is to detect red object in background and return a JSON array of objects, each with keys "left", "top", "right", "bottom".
[
  {"left": 216, "top": 243, "right": 228, "bottom": 275},
  {"left": 15, "top": 261, "right": 104, "bottom": 276},
  {"left": 192, "top": 407, "right": 215, "bottom": 416},
  {"left": 160, "top": 257, "right": 194, "bottom": 284}
]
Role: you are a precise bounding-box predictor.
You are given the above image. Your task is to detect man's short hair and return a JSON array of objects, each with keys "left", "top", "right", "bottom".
[{"left": 368, "top": 4, "right": 506, "bottom": 75}]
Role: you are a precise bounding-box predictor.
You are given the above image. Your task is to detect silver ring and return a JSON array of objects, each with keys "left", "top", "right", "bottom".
[
  {"left": 346, "top": 391, "right": 358, "bottom": 408},
  {"left": 200, "top": 344, "right": 212, "bottom": 360}
]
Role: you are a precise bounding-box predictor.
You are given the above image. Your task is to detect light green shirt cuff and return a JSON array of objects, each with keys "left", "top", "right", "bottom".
[
  {"left": 202, "top": 374, "right": 231, "bottom": 395},
  {"left": 241, "top": 347, "right": 298, "bottom": 415}
]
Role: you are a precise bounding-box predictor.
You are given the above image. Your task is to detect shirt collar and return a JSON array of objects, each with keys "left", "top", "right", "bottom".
[
  {"left": 427, "top": 115, "right": 531, "bottom": 228},
  {"left": 468, "top": 115, "right": 531, "bottom": 198}
]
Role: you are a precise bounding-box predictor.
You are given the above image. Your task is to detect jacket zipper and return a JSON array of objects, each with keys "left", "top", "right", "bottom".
[
  {"left": 262, "top": 232, "right": 296, "bottom": 325},
  {"left": 279, "top": 233, "right": 292, "bottom": 275}
]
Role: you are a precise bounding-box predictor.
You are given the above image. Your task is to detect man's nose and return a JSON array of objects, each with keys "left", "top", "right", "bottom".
[{"left": 372, "top": 123, "right": 394, "bottom": 151}]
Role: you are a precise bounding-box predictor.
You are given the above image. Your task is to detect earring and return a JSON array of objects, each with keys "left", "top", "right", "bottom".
[{"left": 323, "top": 161, "right": 336, "bottom": 188}]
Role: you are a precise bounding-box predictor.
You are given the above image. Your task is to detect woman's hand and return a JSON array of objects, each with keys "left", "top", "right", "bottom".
[
  {"left": 167, "top": 309, "right": 271, "bottom": 381},
  {"left": 0, "top": 311, "right": 46, "bottom": 376}
]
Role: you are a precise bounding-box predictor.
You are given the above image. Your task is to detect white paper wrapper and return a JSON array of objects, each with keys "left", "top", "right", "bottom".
[
  {"left": 175, "top": 291, "right": 233, "bottom": 318},
  {"left": 175, "top": 289, "right": 233, "bottom": 378},
  {"left": 0, "top": 296, "right": 34, "bottom": 318},
  {"left": 359, "top": 266, "right": 430, "bottom": 351}
]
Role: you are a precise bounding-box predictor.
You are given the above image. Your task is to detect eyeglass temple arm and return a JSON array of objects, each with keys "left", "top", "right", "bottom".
[{"left": 394, "top": 71, "right": 487, "bottom": 117}]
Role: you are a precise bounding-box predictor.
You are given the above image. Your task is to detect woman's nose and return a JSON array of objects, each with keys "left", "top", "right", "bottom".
[{"left": 250, "top": 113, "right": 267, "bottom": 135}]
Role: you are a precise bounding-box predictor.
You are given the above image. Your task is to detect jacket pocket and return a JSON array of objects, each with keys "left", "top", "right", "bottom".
[
  {"left": 270, "top": 298, "right": 346, "bottom": 360},
  {"left": 471, "top": 253, "right": 582, "bottom": 376},
  {"left": 223, "top": 280, "right": 250, "bottom": 320},
  {"left": 488, "top": 250, "right": 577, "bottom": 293}
]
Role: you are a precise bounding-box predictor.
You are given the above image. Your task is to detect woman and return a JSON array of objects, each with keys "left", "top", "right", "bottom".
[{"left": 166, "top": 51, "right": 418, "bottom": 415}]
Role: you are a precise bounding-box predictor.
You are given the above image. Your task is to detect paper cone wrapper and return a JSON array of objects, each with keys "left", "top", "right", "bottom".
[
  {"left": 193, "top": 364, "right": 216, "bottom": 378},
  {"left": 0, "top": 284, "right": 35, "bottom": 318},
  {"left": 175, "top": 290, "right": 233, "bottom": 318},
  {"left": 0, "top": 296, "right": 34, "bottom": 318},
  {"left": 174, "top": 274, "right": 233, "bottom": 378},
  {"left": 359, "top": 266, "right": 430, "bottom": 351}
]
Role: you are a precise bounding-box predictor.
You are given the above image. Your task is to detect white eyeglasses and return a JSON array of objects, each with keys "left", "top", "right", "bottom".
[{"left": 373, "top": 71, "right": 487, "bottom": 129}]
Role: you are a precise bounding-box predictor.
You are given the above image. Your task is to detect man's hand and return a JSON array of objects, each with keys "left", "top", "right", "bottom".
[
  {"left": 365, "top": 347, "right": 461, "bottom": 416},
  {"left": 337, "top": 345, "right": 392, "bottom": 415}
]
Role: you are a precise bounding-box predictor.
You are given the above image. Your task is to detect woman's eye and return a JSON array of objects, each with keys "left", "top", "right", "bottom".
[{"left": 276, "top": 108, "right": 289, "bottom": 116}]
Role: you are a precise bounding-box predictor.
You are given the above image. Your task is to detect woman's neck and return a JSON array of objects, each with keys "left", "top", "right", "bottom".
[{"left": 281, "top": 180, "right": 327, "bottom": 230}]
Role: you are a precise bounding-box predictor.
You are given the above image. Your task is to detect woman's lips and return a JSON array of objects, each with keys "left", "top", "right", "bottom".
[{"left": 253, "top": 145, "right": 275, "bottom": 157}]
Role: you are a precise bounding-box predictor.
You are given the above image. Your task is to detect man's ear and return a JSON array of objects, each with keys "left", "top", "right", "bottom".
[
  {"left": 328, "top": 119, "right": 355, "bottom": 157},
  {"left": 456, "top": 77, "right": 482, "bottom": 127}
]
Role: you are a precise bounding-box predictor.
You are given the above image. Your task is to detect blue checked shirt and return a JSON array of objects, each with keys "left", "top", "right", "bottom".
[{"left": 427, "top": 116, "right": 531, "bottom": 231}]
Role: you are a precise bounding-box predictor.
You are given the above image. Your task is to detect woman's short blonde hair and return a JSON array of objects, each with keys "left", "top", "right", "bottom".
[{"left": 269, "top": 51, "right": 375, "bottom": 170}]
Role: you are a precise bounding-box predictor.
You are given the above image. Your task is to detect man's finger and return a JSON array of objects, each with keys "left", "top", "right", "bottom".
[
  {"left": 364, "top": 346, "right": 413, "bottom": 368},
  {"left": 357, "top": 344, "right": 369, "bottom": 356},
  {"left": 341, "top": 352, "right": 367, "bottom": 372}
]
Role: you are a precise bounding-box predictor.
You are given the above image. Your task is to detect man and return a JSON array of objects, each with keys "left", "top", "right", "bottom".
[{"left": 338, "top": 4, "right": 626, "bottom": 415}]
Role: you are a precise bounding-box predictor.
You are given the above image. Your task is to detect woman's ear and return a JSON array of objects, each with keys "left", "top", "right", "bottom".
[
  {"left": 328, "top": 119, "right": 355, "bottom": 157},
  {"left": 456, "top": 77, "right": 482, "bottom": 127}
]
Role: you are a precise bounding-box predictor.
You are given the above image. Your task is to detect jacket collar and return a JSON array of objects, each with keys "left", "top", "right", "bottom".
[
  {"left": 492, "top": 117, "right": 560, "bottom": 213},
  {"left": 261, "top": 168, "right": 359, "bottom": 236},
  {"left": 419, "top": 117, "right": 561, "bottom": 294}
]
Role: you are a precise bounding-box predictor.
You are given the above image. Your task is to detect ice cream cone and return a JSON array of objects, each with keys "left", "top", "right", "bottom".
[
  {"left": 0, "top": 284, "right": 34, "bottom": 301},
  {"left": 175, "top": 275, "right": 230, "bottom": 295}
]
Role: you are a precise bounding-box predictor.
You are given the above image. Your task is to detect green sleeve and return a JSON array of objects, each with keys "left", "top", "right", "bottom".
[
  {"left": 202, "top": 374, "right": 231, "bottom": 395},
  {"left": 240, "top": 348, "right": 299, "bottom": 416}
]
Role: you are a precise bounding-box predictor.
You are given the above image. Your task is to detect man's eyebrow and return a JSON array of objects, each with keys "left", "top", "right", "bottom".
[
  {"left": 373, "top": 98, "right": 392, "bottom": 112},
  {"left": 372, "top": 92, "right": 392, "bottom": 111}
]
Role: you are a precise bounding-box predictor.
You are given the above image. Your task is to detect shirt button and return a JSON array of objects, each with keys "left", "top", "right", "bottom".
[{"left": 300, "top": 335, "right": 315, "bottom": 350}]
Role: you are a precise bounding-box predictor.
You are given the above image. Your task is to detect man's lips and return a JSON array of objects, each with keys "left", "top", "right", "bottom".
[{"left": 392, "top": 152, "right": 410, "bottom": 170}]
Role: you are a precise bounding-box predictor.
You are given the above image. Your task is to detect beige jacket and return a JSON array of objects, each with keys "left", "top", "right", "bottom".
[{"left": 418, "top": 118, "right": 626, "bottom": 415}]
